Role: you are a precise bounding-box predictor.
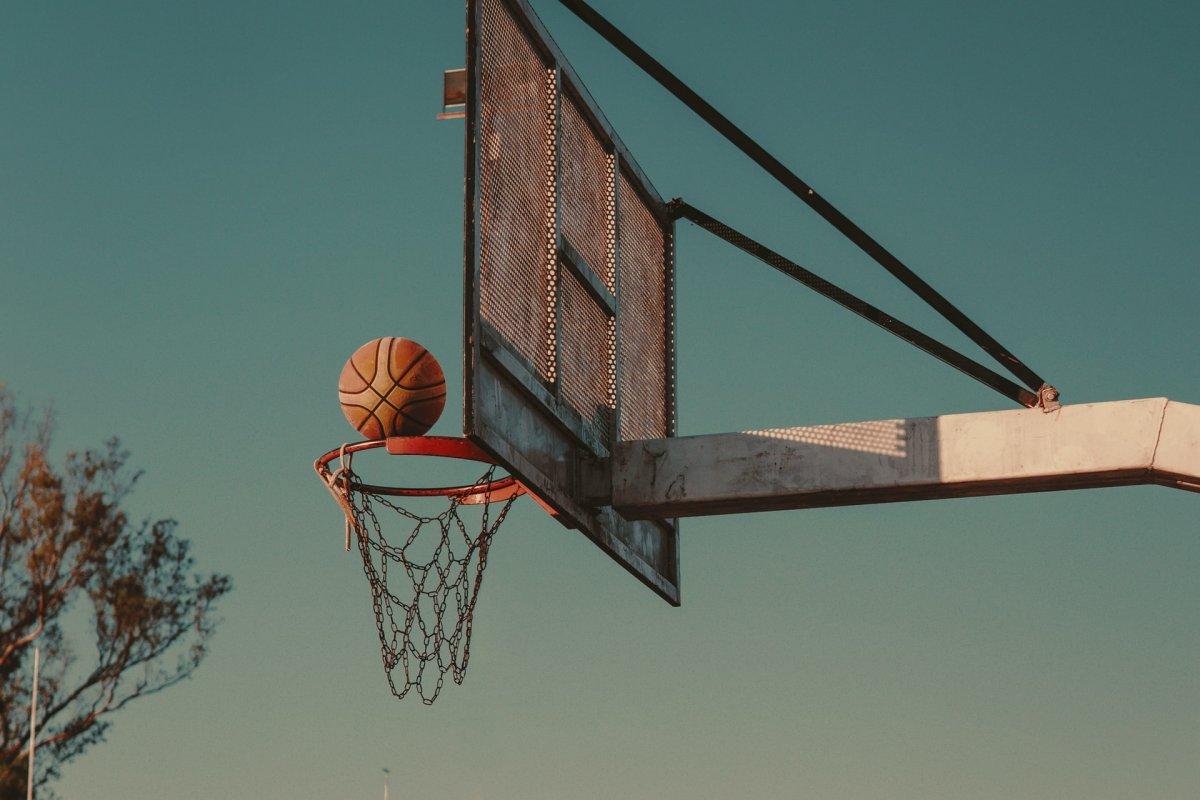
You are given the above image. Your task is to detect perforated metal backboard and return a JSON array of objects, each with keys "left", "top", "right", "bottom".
[{"left": 463, "top": 0, "right": 679, "bottom": 604}]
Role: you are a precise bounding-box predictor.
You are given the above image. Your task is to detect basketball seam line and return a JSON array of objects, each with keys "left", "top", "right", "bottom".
[
  {"left": 375, "top": 390, "right": 447, "bottom": 415},
  {"left": 392, "top": 346, "right": 430, "bottom": 386},
  {"left": 395, "top": 379, "right": 447, "bottom": 391},
  {"left": 397, "top": 405, "right": 441, "bottom": 428},
  {"left": 348, "top": 359, "right": 373, "bottom": 391}
]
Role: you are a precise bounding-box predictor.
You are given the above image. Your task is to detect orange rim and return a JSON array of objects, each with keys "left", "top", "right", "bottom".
[{"left": 313, "top": 436, "right": 525, "bottom": 504}]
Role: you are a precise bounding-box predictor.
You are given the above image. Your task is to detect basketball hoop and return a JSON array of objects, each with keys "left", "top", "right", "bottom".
[
  {"left": 314, "top": 436, "right": 523, "bottom": 704},
  {"left": 315, "top": 436, "right": 525, "bottom": 504}
]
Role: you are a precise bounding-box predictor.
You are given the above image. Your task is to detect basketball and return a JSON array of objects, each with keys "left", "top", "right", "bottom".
[{"left": 338, "top": 337, "right": 447, "bottom": 438}]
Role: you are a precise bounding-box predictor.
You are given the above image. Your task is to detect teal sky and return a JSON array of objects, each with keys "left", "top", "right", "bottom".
[{"left": 3, "top": 0, "right": 1198, "bottom": 797}]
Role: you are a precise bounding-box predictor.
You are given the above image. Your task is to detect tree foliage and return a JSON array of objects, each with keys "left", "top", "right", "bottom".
[{"left": 0, "top": 390, "right": 231, "bottom": 797}]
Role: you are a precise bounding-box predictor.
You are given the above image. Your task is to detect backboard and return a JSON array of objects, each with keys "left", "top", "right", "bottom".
[{"left": 463, "top": 0, "right": 679, "bottom": 604}]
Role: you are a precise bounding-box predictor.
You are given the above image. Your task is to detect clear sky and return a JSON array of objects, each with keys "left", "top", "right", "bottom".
[{"left": 2, "top": 0, "right": 1198, "bottom": 798}]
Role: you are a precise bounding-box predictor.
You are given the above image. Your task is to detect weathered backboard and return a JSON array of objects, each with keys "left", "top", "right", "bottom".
[{"left": 463, "top": 0, "right": 679, "bottom": 604}]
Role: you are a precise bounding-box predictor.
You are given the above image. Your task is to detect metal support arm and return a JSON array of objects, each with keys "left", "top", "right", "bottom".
[{"left": 612, "top": 399, "right": 1200, "bottom": 518}]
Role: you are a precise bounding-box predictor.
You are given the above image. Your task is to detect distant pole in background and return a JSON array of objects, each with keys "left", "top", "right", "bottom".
[
  {"left": 27, "top": 646, "right": 40, "bottom": 800},
  {"left": 382, "top": 767, "right": 390, "bottom": 800}
]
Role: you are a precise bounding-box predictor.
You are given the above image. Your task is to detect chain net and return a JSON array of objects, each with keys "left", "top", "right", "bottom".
[{"left": 326, "top": 460, "right": 517, "bottom": 705}]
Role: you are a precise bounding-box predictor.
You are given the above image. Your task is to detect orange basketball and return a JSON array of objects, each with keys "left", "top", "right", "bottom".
[{"left": 338, "top": 338, "right": 447, "bottom": 439}]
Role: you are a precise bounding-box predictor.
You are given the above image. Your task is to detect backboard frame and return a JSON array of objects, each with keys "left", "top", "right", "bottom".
[{"left": 462, "top": 0, "right": 680, "bottom": 604}]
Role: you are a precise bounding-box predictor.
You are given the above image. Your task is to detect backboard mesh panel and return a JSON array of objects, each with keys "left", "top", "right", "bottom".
[
  {"left": 478, "top": 0, "right": 556, "bottom": 381},
  {"left": 467, "top": 0, "right": 680, "bottom": 604},
  {"left": 559, "top": 92, "right": 616, "bottom": 292},
  {"left": 617, "top": 172, "right": 669, "bottom": 441},
  {"left": 558, "top": 266, "right": 615, "bottom": 430}
]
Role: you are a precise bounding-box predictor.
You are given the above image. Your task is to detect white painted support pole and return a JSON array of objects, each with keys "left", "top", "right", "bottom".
[
  {"left": 27, "top": 646, "right": 39, "bottom": 800},
  {"left": 613, "top": 398, "right": 1200, "bottom": 519}
]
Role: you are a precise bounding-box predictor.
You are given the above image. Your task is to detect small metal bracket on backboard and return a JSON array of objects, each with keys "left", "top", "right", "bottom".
[
  {"left": 1037, "top": 384, "right": 1062, "bottom": 413},
  {"left": 437, "top": 68, "right": 467, "bottom": 120}
]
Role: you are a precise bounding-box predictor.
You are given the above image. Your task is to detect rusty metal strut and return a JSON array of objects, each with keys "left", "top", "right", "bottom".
[
  {"left": 672, "top": 201, "right": 1039, "bottom": 408},
  {"left": 554, "top": 0, "right": 1055, "bottom": 403}
]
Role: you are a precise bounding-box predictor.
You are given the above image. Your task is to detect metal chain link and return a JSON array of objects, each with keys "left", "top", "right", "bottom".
[{"left": 342, "top": 466, "right": 517, "bottom": 704}]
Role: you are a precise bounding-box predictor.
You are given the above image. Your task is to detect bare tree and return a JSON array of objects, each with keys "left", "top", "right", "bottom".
[{"left": 0, "top": 389, "right": 231, "bottom": 797}]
